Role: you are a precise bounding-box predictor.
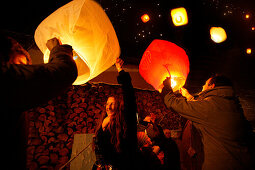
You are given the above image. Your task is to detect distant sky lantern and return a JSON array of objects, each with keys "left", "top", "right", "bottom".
[
  {"left": 35, "top": 0, "right": 120, "bottom": 85},
  {"left": 246, "top": 48, "right": 252, "bottom": 54},
  {"left": 171, "top": 7, "right": 188, "bottom": 26},
  {"left": 141, "top": 14, "right": 150, "bottom": 23},
  {"left": 210, "top": 27, "right": 227, "bottom": 43},
  {"left": 139, "top": 39, "right": 190, "bottom": 92},
  {"left": 245, "top": 14, "right": 250, "bottom": 19},
  {"left": 252, "top": 27, "right": 255, "bottom": 31}
]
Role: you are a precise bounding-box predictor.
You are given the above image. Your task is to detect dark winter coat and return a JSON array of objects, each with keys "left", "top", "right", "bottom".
[
  {"left": 0, "top": 45, "right": 77, "bottom": 170},
  {"left": 161, "top": 86, "right": 253, "bottom": 170}
]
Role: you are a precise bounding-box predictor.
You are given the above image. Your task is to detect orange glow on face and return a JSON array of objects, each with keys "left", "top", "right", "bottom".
[
  {"left": 171, "top": 7, "right": 188, "bottom": 26},
  {"left": 141, "top": 14, "right": 150, "bottom": 23},
  {"left": 246, "top": 48, "right": 252, "bottom": 54}
]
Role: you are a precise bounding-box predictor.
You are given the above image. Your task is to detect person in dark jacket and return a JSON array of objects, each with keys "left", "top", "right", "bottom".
[
  {"left": 93, "top": 58, "right": 138, "bottom": 170},
  {"left": 0, "top": 35, "right": 78, "bottom": 170},
  {"left": 161, "top": 74, "right": 254, "bottom": 170}
]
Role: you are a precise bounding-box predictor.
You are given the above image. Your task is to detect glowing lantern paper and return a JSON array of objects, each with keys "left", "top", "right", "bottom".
[
  {"left": 139, "top": 39, "right": 190, "bottom": 92},
  {"left": 210, "top": 27, "right": 227, "bottom": 43},
  {"left": 171, "top": 7, "right": 188, "bottom": 26},
  {"left": 141, "top": 14, "right": 150, "bottom": 23},
  {"left": 34, "top": 0, "right": 120, "bottom": 85}
]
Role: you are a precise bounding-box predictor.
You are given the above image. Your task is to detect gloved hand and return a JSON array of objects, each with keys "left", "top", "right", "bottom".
[{"left": 163, "top": 77, "right": 171, "bottom": 89}]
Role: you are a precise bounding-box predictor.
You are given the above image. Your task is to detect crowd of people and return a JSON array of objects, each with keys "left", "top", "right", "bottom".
[{"left": 1, "top": 34, "right": 254, "bottom": 170}]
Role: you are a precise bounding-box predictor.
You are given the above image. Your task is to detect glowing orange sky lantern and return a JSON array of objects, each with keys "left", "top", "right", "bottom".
[
  {"left": 139, "top": 39, "right": 190, "bottom": 92},
  {"left": 171, "top": 7, "right": 188, "bottom": 26},
  {"left": 34, "top": 0, "right": 120, "bottom": 85},
  {"left": 141, "top": 14, "right": 150, "bottom": 23},
  {"left": 210, "top": 27, "right": 227, "bottom": 43}
]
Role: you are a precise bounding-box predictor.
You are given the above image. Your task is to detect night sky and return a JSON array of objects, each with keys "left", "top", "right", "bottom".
[{"left": 0, "top": 0, "right": 255, "bottom": 90}]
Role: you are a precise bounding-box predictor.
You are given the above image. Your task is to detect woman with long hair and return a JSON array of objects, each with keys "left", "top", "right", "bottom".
[{"left": 93, "top": 58, "right": 138, "bottom": 170}]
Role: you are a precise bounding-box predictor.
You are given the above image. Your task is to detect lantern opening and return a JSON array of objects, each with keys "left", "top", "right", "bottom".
[{"left": 176, "top": 16, "right": 183, "bottom": 23}]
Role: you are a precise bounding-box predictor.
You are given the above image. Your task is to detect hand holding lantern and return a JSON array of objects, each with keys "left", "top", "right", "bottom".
[
  {"left": 46, "top": 38, "right": 61, "bottom": 51},
  {"left": 115, "top": 58, "right": 124, "bottom": 72},
  {"left": 163, "top": 77, "right": 171, "bottom": 90}
]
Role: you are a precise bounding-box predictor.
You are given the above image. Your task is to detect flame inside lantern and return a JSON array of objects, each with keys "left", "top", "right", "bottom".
[{"left": 139, "top": 39, "right": 190, "bottom": 92}]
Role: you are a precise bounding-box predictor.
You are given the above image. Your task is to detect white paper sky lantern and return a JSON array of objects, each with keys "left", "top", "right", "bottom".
[{"left": 35, "top": 0, "right": 120, "bottom": 85}]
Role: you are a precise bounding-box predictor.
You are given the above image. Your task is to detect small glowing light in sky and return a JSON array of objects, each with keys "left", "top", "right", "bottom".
[
  {"left": 141, "top": 14, "right": 150, "bottom": 23},
  {"left": 245, "top": 14, "right": 250, "bottom": 19},
  {"left": 252, "top": 27, "right": 255, "bottom": 31},
  {"left": 246, "top": 48, "right": 252, "bottom": 54}
]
